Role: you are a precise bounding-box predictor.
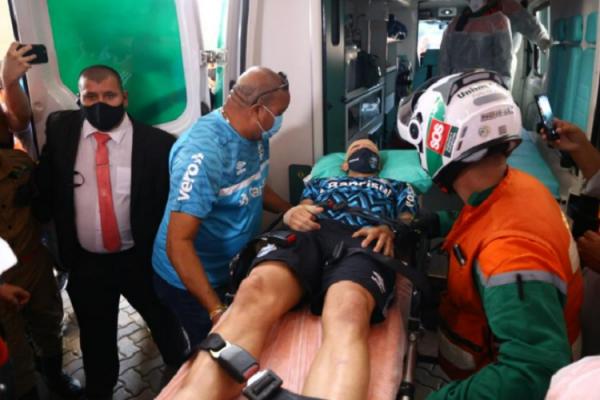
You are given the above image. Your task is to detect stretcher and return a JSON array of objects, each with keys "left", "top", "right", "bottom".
[
  {"left": 158, "top": 149, "right": 430, "bottom": 400},
  {"left": 158, "top": 142, "right": 558, "bottom": 399},
  {"left": 158, "top": 277, "right": 413, "bottom": 400}
]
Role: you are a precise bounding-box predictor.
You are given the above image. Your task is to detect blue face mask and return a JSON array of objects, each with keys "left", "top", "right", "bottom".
[
  {"left": 267, "top": 115, "right": 283, "bottom": 137},
  {"left": 259, "top": 105, "right": 284, "bottom": 139}
]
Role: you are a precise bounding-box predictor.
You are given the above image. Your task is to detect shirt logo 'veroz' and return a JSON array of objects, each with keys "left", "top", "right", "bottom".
[{"left": 177, "top": 153, "right": 205, "bottom": 201}]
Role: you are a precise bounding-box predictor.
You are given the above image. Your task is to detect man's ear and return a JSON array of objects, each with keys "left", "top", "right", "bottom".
[
  {"left": 123, "top": 91, "right": 129, "bottom": 108},
  {"left": 341, "top": 161, "right": 349, "bottom": 172}
]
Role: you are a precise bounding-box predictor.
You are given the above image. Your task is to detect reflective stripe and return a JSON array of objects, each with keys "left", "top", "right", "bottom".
[
  {"left": 218, "top": 161, "right": 269, "bottom": 197},
  {"left": 568, "top": 237, "right": 581, "bottom": 274},
  {"left": 438, "top": 330, "right": 477, "bottom": 371},
  {"left": 475, "top": 261, "right": 567, "bottom": 295}
]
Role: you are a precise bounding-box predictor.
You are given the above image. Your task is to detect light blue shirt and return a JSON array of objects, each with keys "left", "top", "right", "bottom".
[{"left": 152, "top": 109, "right": 269, "bottom": 289}]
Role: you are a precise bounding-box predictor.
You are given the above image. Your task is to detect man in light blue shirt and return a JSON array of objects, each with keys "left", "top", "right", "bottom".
[{"left": 152, "top": 67, "right": 291, "bottom": 347}]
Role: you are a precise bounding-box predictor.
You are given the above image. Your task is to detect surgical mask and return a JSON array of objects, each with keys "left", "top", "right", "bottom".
[
  {"left": 468, "top": 0, "right": 487, "bottom": 12},
  {"left": 347, "top": 148, "right": 380, "bottom": 173},
  {"left": 257, "top": 105, "right": 284, "bottom": 139},
  {"left": 264, "top": 115, "right": 283, "bottom": 139},
  {"left": 81, "top": 102, "right": 126, "bottom": 132}
]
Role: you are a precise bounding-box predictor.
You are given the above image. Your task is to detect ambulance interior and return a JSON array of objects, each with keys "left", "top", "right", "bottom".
[{"left": 1, "top": 0, "right": 599, "bottom": 398}]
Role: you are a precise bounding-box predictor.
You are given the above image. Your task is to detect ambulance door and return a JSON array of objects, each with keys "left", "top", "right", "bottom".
[{"left": 9, "top": 0, "right": 211, "bottom": 152}]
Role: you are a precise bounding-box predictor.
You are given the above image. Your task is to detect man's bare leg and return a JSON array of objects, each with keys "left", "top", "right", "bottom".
[
  {"left": 174, "top": 261, "right": 303, "bottom": 400},
  {"left": 302, "top": 281, "right": 375, "bottom": 400}
]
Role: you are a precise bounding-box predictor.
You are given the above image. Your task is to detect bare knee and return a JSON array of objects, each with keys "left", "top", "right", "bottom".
[
  {"left": 233, "top": 262, "right": 300, "bottom": 314},
  {"left": 235, "top": 271, "right": 275, "bottom": 309},
  {"left": 321, "top": 282, "right": 374, "bottom": 341}
]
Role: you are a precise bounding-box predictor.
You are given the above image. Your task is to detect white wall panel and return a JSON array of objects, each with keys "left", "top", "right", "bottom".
[{"left": 247, "top": 0, "right": 323, "bottom": 204}]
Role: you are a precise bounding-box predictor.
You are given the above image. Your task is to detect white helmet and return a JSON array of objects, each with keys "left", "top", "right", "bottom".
[{"left": 397, "top": 70, "right": 522, "bottom": 188}]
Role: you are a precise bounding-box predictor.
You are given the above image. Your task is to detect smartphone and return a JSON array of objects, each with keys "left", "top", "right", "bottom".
[
  {"left": 17, "top": 44, "right": 48, "bottom": 64},
  {"left": 568, "top": 193, "right": 600, "bottom": 239},
  {"left": 535, "top": 95, "right": 559, "bottom": 141}
]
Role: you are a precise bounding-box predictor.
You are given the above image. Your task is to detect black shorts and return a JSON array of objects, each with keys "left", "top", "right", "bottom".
[{"left": 250, "top": 219, "right": 396, "bottom": 323}]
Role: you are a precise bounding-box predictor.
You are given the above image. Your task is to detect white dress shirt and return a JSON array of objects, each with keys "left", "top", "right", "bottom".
[
  {"left": 74, "top": 115, "right": 134, "bottom": 253},
  {"left": 584, "top": 170, "right": 600, "bottom": 199}
]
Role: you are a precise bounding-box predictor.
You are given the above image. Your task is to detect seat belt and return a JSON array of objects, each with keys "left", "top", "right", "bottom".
[
  {"left": 197, "top": 333, "right": 322, "bottom": 400},
  {"left": 317, "top": 199, "right": 413, "bottom": 237}
]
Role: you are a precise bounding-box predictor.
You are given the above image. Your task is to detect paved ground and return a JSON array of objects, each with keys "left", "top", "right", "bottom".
[
  {"left": 414, "top": 330, "right": 448, "bottom": 398},
  {"left": 59, "top": 292, "right": 169, "bottom": 400}
]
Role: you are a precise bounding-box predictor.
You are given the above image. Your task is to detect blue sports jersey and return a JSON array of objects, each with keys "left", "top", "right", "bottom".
[
  {"left": 152, "top": 109, "right": 269, "bottom": 289},
  {"left": 302, "top": 176, "right": 418, "bottom": 227}
]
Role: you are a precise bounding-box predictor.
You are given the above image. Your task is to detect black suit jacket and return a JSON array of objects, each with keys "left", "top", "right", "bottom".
[{"left": 35, "top": 110, "right": 176, "bottom": 270}]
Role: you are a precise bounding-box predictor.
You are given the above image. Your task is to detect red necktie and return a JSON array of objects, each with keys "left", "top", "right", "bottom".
[{"left": 93, "top": 132, "right": 122, "bottom": 252}]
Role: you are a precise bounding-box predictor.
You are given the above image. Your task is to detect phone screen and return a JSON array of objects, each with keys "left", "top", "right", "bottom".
[
  {"left": 17, "top": 44, "right": 48, "bottom": 65},
  {"left": 535, "top": 95, "right": 559, "bottom": 140}
]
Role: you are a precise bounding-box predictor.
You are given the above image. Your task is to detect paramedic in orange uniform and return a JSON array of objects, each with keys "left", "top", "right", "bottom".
[{"left": 398, "top": 70, "right": 582, "bottom": 399}]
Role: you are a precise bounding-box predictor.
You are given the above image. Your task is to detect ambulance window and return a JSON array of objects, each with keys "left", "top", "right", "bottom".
[
  {"left": 46, "top": 0, "right": 187, "bottom": 126},
  {"left": 198, "top": 0, "right": 229, "bottom": 108},
  {"left": 417, "top": 19, "right": 449, "bottom": 62},
  {"left": 534, "top": 5, "right": 551, "bottom": 76}
]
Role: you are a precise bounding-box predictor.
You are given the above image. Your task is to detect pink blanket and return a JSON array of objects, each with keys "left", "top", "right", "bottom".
[{"left": 158, "top": 277, "right": 412, "bottom": 399}]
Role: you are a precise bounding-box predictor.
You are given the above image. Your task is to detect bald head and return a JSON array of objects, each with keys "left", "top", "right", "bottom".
[
  {"left": 230, "top": 66, "right": 288, "bottom": 107},
  {"left": 222, "top": 66, "right": 291, "bottom": 141}
]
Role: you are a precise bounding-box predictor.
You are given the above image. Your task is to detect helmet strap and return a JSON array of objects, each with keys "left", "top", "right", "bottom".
[
  {"left": 435, "top": 142, "right": 515, "bottom": 192},
  {"left": 435, "top": 161, "right": 470, "bottom": 193}
]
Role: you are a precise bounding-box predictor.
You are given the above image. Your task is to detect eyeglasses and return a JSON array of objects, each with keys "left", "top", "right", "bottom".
[{"left": 235, "top": 72, "right": 289, "bottom": 106}]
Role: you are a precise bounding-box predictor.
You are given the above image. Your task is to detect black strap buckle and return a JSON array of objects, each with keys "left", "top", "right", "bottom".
[
  {"left": 199, "top": 334, "right": 260, "bottom": 383},
  {"left": 261, "top": 230, "right": 297, "bottom": 247},
  {"left": 242, "top": 369, "right": 283, "bottom": 400}
]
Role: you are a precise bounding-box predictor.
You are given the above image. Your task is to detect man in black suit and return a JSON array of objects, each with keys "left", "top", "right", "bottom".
[{"left": 35, "top": 65, "right": 188, "bottom": 399}]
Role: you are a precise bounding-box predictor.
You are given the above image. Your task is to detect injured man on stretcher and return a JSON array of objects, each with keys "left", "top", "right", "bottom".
[{"left": 173, "top": 139, "right": 419, "bottom": 400}]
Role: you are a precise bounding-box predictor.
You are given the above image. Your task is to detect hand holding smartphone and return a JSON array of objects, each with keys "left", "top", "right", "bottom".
[
  {"left": 16, "top": 44, "right": 48, "bottom": 64},
  {"left": 534, "top": 95, "right": 560, "bottom": 141}
]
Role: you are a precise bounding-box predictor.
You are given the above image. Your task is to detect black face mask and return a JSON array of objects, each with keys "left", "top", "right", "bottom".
[
  {"left": 81, "top": 102, "right": 125, "bottom": 132},
  {"left": 347, "top": 147, "right": 380, "bottom": 173}
]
